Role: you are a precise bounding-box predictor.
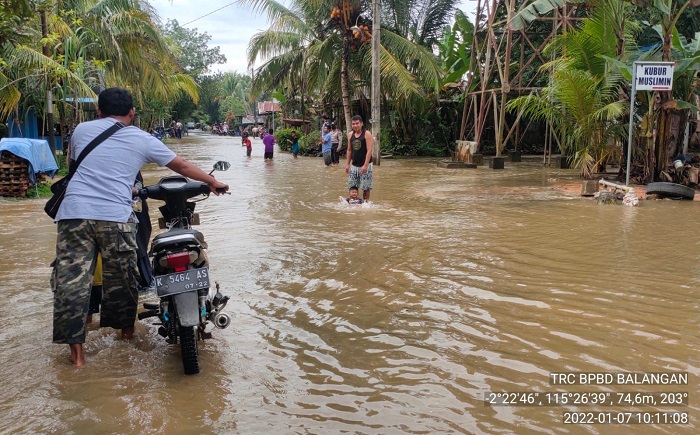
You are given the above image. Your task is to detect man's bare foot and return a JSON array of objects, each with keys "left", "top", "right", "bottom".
[
  {"left": 69, "top": 343, "right": 85, "bottom": 367},
  {"left": 120, "top": 325, "right": 135, "bottom": 340},
  {"left": 86, "top": 314, "right": 93, "bottom": 325}
]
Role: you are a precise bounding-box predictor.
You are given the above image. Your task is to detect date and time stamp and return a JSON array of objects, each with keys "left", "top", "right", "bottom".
[{"left": 484, "top": 371, "right": 691, "bottom": 425}]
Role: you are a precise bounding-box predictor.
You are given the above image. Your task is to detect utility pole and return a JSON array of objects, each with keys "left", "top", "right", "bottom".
[
  {"left": 251, "top": 64, "right": 258, "bottom": 134},
  {"left": 40, "top": 9, "right": 56, "bottom": 155},
  {"left": 371, "top": 0, "right": 380, "bottom": 166},
  {"left": 300, "top": 56, "right": 306, "bottom": 134}
]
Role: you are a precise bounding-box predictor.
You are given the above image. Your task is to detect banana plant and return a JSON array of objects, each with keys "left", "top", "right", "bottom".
[
  {"left": 605, "top": 13, "right": 700, "bottom": 180},
  {"left": 438, "top": 9, "right": 474, "bottom": 85},
  {"left": 639, "top": 0, "right": 700, "bottom": 173},
  {"left": 509, "top": 0, "right": 567, "bottom": 31}
]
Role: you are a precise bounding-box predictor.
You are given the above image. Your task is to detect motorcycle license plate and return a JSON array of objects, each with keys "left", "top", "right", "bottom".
[{"left": 155, "top": 268, "right": 209, "bottom": 297}]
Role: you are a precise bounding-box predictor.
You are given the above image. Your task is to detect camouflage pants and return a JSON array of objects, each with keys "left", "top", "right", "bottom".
[{"left": 52, "top": 218, "right": 139, "bottom": 344}]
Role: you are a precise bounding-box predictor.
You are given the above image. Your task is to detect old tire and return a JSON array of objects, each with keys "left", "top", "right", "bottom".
[
  {"left": 180, "top": 325, "right": 200, "bottom": 375},
  {"left": 646, "top": 182, "right": 695, "bottom": 200}
]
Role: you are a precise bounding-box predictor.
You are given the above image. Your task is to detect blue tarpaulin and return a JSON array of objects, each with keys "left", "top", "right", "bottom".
[{"left": 0, "top": 138, "right": 58, "bottom": 184}]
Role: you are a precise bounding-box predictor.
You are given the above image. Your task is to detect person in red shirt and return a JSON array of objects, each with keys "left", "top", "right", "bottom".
[{"left": 242, "top": 131, "right": 252, "bottom": 157}]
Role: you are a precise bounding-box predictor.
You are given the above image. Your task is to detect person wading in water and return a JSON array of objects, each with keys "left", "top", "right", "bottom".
[{"left": 344, "top": 115, "right": 374, "bottom": 201}]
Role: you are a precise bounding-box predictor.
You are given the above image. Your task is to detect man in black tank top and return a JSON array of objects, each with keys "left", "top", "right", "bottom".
[{"left": 345, "top": 115, "right": 374, "bottom": 201}]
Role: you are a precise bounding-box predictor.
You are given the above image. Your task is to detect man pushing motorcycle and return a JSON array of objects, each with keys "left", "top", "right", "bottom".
[{"left": 51, "top": 87, "right": 229, "bottom": 367}]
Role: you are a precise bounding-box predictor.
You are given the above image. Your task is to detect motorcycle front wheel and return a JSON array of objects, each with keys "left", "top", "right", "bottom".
[{"left": 180, "top": 325, "right": 200, "bottom": 375}]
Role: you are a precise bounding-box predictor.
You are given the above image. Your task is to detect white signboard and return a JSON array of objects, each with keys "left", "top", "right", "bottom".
[{"left": 635, "top": 62, "right": 675, "bottom": 91}]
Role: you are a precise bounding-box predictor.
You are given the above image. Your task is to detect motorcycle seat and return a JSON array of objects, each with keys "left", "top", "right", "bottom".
[{"left": 151, "top": 228, "right": 208, "bottom": 251}]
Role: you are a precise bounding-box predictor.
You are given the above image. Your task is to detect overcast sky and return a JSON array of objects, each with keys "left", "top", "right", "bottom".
[{"left": 150, "top": 0, "right": 478, "bottom": 75}]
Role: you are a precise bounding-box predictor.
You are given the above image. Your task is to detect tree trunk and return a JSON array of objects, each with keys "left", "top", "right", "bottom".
[
  {"left": 340, "top": 33, "right": 352, "bottom": 133},
  {"left": 655, "top": 95, "right": 672, "bottom": 177},
  {"left": 40, "top": 9, "right": 56, "bottom": 155},
  {"left": 654, "top": 11, "right": 675, "bottom": 177},
  {"left": 653, "top": 11, "right": 674, "bottom": 178}
]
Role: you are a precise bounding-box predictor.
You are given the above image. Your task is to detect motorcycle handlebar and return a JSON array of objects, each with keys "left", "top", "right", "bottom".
[{"left": 136, "top": 177, "right": 212, "bottom": 201}]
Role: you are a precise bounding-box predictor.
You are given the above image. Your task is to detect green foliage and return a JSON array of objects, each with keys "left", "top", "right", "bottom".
[
  {"left": 275, "top": 128, "right": 319, "bottom": 156},
  {"left": 170, "top": 94, "right": 197, "bottom": 124},
  {"left": 415, "top": 140, "right": 448, "bottom": 157},
  {"left": 274, "top": 128, "right": 318, "bottom": 155},
  {"left": 437, "top": 9, "right": 474, "bottom": 84},
  {"left": 55, "top": 153, "right": 68, "bottom": 176},
  {"left": 220, "top": 73, "right": 253, "bottom": 121},
  {"left": 508, "top": 0, "right": 633, "bottom": 178},
  {"left": 1, "top": 0, "right": 199, "bottom": 124},
  {"left": 243, "top": 0, "right": 450, "bottom": 133},
  {"left": 25, "top": 182, "right": 53, "bottom": 198},
  {"left": 509, "top": 0, "right": 567, "bottom": 31},
  {"left": 0, "top": 0, "right": 34, "bottom": 46},
  {"left": 383, "top": 0, "right": 459, "bottom": 48},
  {"left": 297, "top": 132, "right": 317, "bottom": 155},
  {"left": 221, "top": 73, "right": 253, "bottom": 101},
  {"left": 197, "top": 74, "right": 224, "bottom": 123},
  {"left": 274, "top": 128, "right": 298, "bottom": 152},
  {"left": 219, "top": 96, "right": 251, "bottom": 120},
  {"left": 0, "top": 123, "right": 7, "bottom": 139},
  {"left": 161, "top": 19, "right": 227, "bottom": 79},
  {"left": 381, "top": 88, "right": 460, "bottom": 157},
  {"left": 190, "top": 109, "right": 210, "bottom": 125}
]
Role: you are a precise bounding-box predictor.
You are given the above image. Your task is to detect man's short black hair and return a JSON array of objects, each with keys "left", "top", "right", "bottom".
[
  {"left": 351, "top": 114, "right": 363, "bottom": 123},
  {"left": 98, "top": 87, "right": 134, "bottom": 117},
  {"left": 268, "top": 128, "right": 273, "bottom": 134},
  {"left": 349, "top": 185, "right": 359, "bottom": 191}
]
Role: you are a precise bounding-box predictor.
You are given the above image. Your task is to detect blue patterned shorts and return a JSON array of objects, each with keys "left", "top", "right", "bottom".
[{"left": 347, "top": 163, "right": 373, "bottom": 191}]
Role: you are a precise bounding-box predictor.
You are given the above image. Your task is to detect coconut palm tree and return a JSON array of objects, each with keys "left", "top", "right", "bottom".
[
  {"left": 1, "top": 0, "right": 197, "bottom": 132},
  {"left": 244, "top": 0, "right": 332, "bottom": 124},
  {"left": 243, "top": 0, "right": 445, "bottom": 133},
  {"left": 65, "top": 0, "right": 198, "bottom": 105},
  {"left": 376, "top": 0, "right": 462, "bottom": 150}
]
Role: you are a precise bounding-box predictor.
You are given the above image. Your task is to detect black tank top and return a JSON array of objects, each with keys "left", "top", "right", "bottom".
[{"left": 350, "top": 129, "right": 368, "bottom": 167}]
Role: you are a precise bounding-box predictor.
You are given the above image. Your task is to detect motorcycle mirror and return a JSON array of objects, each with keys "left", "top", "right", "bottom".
[{"left": 213, "top": 161, "right": 231, "bottom": 172}]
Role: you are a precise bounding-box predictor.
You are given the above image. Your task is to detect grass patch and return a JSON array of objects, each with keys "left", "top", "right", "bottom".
[
  {"left": 25, "top": 182, "right": 53, "bottom": 198},
  {"left": 27, "top": 183, "right": 53, "bottom": 198},
  {"left": 55, "top": 154, "right": 69, "bottom": 176}
]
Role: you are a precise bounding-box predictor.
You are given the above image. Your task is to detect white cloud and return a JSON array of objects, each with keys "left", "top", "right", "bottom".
[{"left": 149, "top": 0, "right": 478, "bottom": 75}]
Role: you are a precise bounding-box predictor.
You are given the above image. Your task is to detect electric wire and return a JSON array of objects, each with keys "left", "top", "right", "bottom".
[{"left": 181, "top": 1, "right": 237, "bottom": 26}]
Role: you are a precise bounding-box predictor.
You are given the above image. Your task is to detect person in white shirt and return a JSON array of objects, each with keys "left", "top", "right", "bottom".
[{"left": 52, "top": 87, "right": 229, "bottom": 367}]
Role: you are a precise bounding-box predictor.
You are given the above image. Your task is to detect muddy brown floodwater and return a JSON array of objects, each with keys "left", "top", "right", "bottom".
[{"left": 0, "top": 132, "right": 698, "bottom": 434}]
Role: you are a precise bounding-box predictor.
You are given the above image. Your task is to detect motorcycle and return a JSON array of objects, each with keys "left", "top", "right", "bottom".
[{"left": 136, "top": 161, "right": 231, "bottom": 375}]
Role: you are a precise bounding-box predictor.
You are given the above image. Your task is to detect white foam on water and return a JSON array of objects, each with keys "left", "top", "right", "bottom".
[{"left": 335, "top": 197, "right": 376, "bottom": 209}]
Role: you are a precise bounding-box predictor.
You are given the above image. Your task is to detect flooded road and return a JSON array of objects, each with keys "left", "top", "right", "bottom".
[{"left": 0, "top": 133, "right": 698, "bottom": 434}]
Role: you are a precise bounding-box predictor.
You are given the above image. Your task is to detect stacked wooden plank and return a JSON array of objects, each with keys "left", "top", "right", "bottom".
[{"left": 0, "top": 152, "right": 30, "bottom": 197}]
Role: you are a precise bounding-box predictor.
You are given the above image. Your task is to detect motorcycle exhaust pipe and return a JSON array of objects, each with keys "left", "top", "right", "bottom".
[{"left": 213, "top": 312, "right": 231, "bottom": 329}]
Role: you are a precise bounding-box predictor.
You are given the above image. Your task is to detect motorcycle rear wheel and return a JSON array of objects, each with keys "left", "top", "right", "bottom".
[{"left": 180, "top": 325, "right": 200, "bottom": 375}]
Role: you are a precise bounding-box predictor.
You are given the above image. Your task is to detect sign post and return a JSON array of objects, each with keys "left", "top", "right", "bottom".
[{"left": 626, "top": 61, "right": 675, "bottom": 186}]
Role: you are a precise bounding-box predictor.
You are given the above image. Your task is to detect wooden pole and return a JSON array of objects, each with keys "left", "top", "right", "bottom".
[{"left": 371, "top": 0, "right": 381, "bottom": 166}]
